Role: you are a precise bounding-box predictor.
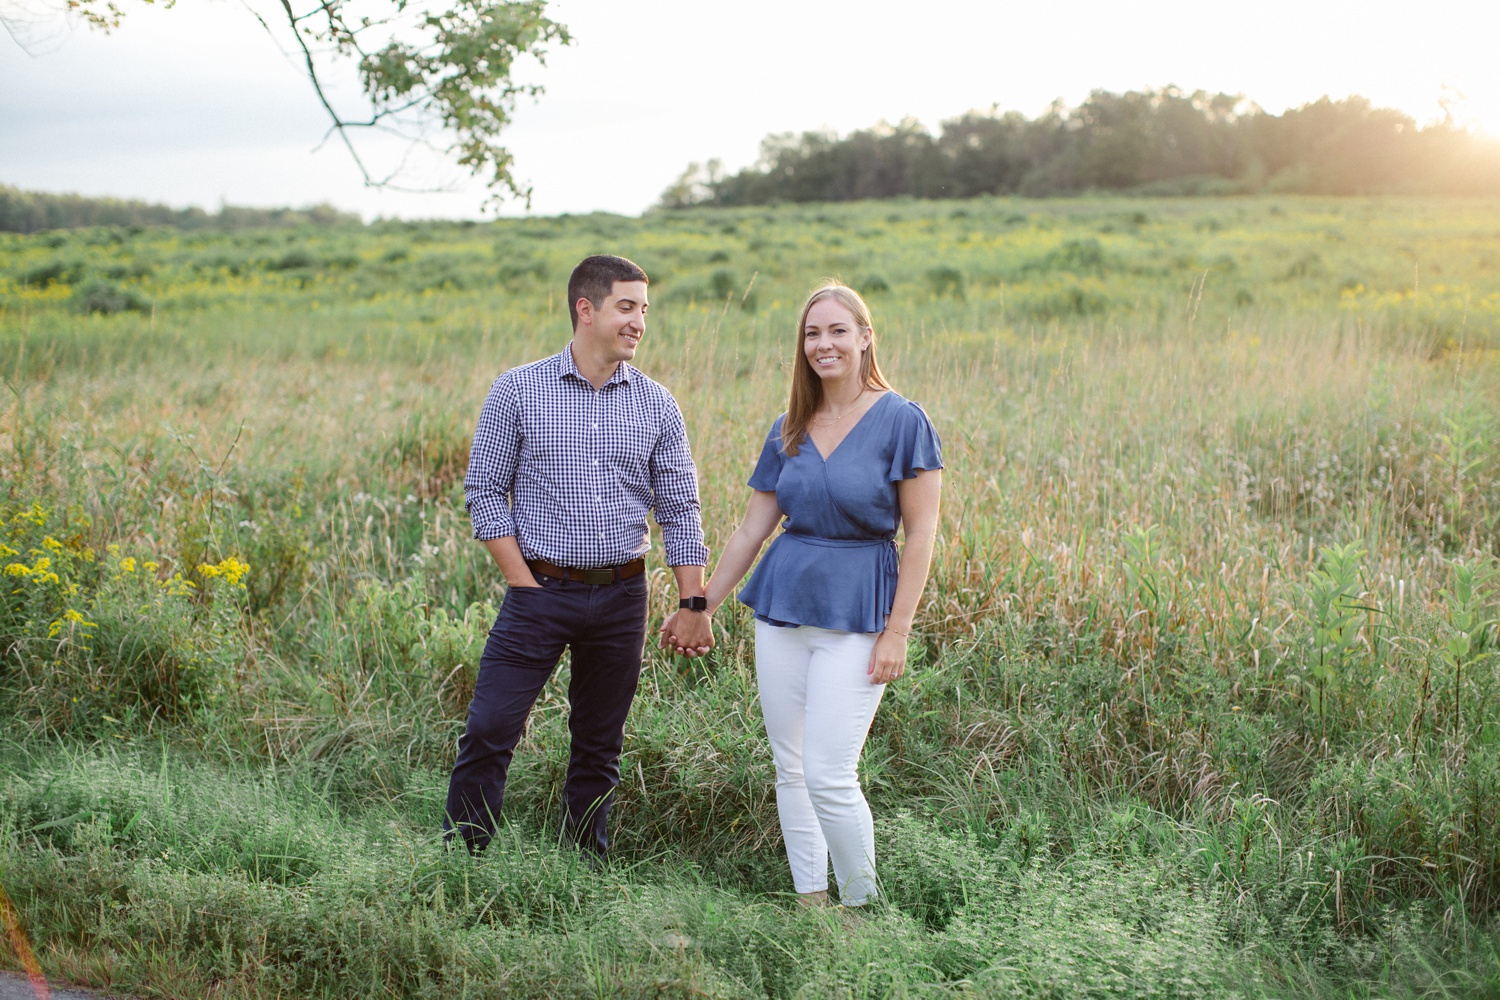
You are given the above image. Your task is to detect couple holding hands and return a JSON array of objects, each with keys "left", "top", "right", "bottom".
[{"left": 444, "top": 255, "right": 942, "bottom": 908}]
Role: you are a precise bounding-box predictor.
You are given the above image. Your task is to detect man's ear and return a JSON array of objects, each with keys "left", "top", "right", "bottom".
[{"left": 575, "top": 296, "right": 595, "bottom": 327}]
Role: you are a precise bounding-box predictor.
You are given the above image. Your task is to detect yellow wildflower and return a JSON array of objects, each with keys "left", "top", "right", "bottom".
[
  {"left": 12, "top": 504, "right": 47, "bottom": 527},
  {"left": 45, "top": 610, "right": 93, "bottom": 639},
  {"left": 160, "top": 573, "right": 196, "bottom": 597},
  {"left": 119, "top": 557, "right": 138, "bottom": 574},
  {"left": 42, "top": 536, "right": 64, "bottom": 552},
  {"left": 199, "top": 556, "right": 251, "bottom": 587},
  {"left": 4, "top": 563, "right": 30, "bottom": 577}
]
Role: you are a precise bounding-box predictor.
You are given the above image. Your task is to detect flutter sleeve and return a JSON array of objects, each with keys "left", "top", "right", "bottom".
[
  {"left": 888, "top": 401, "right": 944, "bottom": 482},
  {"left": 747, "top": 415, "right": 787, "bottom": 492}
]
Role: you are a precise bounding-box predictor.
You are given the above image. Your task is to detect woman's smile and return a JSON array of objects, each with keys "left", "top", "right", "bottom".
[{"left": 803, "top": 298, "right": 869, "bottom": 381}]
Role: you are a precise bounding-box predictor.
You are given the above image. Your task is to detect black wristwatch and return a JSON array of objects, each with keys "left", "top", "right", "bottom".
[{"left": 678, "top": 596, "right": 708, "bottom": 612}]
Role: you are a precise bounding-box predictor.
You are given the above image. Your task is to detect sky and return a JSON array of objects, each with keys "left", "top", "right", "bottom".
[{"left": 3, "top": 0, "right": 1499, "bottom": 220}]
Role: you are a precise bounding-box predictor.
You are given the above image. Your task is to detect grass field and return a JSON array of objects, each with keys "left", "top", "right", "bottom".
[{"left": 2, "top": 195, "right": 1499, "bottom": 998}]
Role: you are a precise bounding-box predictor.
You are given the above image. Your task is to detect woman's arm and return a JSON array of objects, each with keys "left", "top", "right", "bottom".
[
  {"left": 660, "top": 489, "right": 782, "bottom": 652},
  {"left": 705, "top": 490, "right": 783, "bottom": 614},
  {"left": 868, "top": 468, "right": 942, "bottom": 684}
]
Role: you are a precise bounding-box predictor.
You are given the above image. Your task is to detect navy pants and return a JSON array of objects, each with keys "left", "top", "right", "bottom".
[{"left": 443, "top": 571, "right": 648, "bottom": 856}]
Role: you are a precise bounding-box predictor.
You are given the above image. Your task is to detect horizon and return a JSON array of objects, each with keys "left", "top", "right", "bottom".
[{"left": 8, "top": 87, "right": 1499, "bottom": 228}]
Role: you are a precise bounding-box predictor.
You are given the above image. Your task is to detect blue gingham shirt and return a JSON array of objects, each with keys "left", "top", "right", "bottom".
[{"left": 464, "top": 347, "right": 709, "bottom": 568}]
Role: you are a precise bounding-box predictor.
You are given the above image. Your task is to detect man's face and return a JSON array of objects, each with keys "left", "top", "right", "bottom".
[{"left": 577, "top": 280, "right": 649, "bottom": 365}]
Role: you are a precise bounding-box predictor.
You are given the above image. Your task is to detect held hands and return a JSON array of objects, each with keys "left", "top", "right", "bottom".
[
  {"left": 659, "top": 608, "right": 714, "bottom": 658},
  {"left": 868, "top": 629, "right": 909, "bottom": 685}
]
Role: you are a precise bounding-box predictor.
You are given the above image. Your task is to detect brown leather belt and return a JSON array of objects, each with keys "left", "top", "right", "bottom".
[{"left": 526, "top": 557, "right": 646, "bottom": 586}]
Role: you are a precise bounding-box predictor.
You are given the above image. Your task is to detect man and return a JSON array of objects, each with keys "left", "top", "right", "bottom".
[{"left": 445, "top": 254, "right": 714, "bottom": 858}]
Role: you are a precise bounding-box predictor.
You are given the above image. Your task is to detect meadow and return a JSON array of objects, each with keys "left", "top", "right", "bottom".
[{"left": 1, "top": 195, "right": 1499, "bottom": 998}]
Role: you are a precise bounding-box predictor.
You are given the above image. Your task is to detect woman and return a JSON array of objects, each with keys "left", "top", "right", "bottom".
[{"left": 667, "top": 282, "right": 942, "bottom": 907}]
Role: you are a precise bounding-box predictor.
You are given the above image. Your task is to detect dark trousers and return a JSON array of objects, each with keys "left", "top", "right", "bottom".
[{"left": 443, "top": 571, "right": 648, "bottom": 856}]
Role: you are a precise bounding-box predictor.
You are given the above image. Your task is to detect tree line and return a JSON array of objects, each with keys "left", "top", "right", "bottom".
[
  {"left": 659, "top": 88, "right": 1500, "bottom": 208},
  {"left": 0, "top": 186, "right": 360, "bottom": 234}
]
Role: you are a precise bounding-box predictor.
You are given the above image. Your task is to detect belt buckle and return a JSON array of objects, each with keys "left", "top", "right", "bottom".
[{"left": 582, "top": 568, "right": 615, "bottom": 585}]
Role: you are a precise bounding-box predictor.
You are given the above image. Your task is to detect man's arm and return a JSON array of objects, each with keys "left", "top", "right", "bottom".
[
  {"left": 662, "top": 488, "right": 780, "bottom": 655},
  {"left": 483, "top": 537, "right": 541, "bottom": 588},
  {"left": 648, "top": 396, "right": 710, "bottom": 569},
  {"left": 662, "top": 564, "right": 712, "bottom": 656},
  {"left": 465, "top": 375, "right": 529, "bottom": 580},
  {"left": 648, "top": 393, "right": 713, "bottom": 655}
]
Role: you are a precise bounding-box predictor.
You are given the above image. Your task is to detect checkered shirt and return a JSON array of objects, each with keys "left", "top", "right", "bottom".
[{"left": 464, "top": 347, "right": 709, "bottom": 568}]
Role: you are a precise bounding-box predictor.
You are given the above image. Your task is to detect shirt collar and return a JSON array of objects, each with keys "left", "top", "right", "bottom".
[{"left": 555, "top": 346, "right": 634, "bottom": 387}]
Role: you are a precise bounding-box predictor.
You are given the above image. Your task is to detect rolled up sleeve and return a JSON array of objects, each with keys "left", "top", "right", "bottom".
[
  {"left": 464, "top": 375, "right": 522, "bottom": 541},
  {"left": 649, "top": 398, "right": 709, "bottom": 566}
]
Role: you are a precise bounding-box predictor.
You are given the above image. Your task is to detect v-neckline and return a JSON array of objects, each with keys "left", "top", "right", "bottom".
[{"left": 807, "top": 391, "right": 892, "bottom": 463}]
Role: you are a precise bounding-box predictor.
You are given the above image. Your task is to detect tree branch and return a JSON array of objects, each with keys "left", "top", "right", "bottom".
[
  {"left": 46, "top": 0, "right": 569, "bottom": 207},
  {"left": 274, "top": 0, "right": 383, "bottom": 188}
]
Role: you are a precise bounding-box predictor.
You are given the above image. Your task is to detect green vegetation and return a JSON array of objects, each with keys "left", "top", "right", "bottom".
[
  {"left": 2, "top": 196, "right": 1499, "bottom": 997},
  {"left": 661, "top": 89, "right": 1500, "bottom": 207},
  {"left": 0, "top": 185, "right": 361, "bottom": 235}
]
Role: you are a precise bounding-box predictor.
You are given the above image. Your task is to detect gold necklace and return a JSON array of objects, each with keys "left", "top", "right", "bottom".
[{"left": 812, "top": 388, "right": 866, "bottom": 425}]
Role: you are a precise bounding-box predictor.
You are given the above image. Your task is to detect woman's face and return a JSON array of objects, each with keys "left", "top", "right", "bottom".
[{"left": 802, "top": 298, "right": 870, "bottom": 384}]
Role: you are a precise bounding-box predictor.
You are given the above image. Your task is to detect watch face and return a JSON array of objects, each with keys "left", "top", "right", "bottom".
[{"left": 680, "top": 596, "right": 708, "bottom": 611}]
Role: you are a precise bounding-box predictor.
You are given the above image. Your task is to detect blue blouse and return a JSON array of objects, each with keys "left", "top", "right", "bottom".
[{"left": 737, "top": 392, "right": 943, "bottom": 633}]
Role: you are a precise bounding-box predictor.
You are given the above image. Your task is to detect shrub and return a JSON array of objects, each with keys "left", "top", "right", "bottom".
[
  {"left": 925, "top": 265, "right": 965, "bottom": 299},
  {"left": 1024, "top": 237, "right": 1110, "bottom": 275},
  {"left": 2, "top": 505, "right": 249, "bottom": 734},
  {"left": 1016, "top": 278, "right": 1111, "bottom": 320},
  {"left": 875, "top": 812, "right": 998, "bottom": 927},
  {"left": 269, "top": 247, "right": 317, "bottom": 271},
  {"left": 496, "top": 252, "right": 546, "bottom": 282},
  {"left": 1285, "top": 251, "right": 1326, "bottom": 279},
  {"left": 20, "top": 258, "right": 82, "bottom": 286},
  {"left": 228, "top": 506, "right": 314, "bottom": 618},
  {"left": 59, "top": 551, "right": 246, "bottom": 730},
  {"left": 1, "top": 503, "right": 95, "bottom": 664},
  {"left": 709, "top": 268, "right": 738, "bottom": 300},
  {"left": 1311, "top": 746, "right": 1500, "bottom": 919},
  {"left": 73, "top": 279, "right": 150, "bottom": 315},
  {"left": 334, "top": 576, "right": 494, "bottom": 717}
]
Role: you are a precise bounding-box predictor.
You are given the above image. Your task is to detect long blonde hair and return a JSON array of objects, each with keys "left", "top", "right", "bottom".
[{"left": 781, "top": 283, "right": 892, "bottom": 456}]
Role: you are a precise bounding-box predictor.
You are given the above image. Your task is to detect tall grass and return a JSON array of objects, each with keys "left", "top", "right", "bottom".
[{"left": 1, "top": 196, "right": 1498, "bottom": 997}]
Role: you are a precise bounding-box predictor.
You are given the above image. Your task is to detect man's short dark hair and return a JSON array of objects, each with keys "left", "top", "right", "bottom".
[{"left": 568, "top": 255, "right": 649, "bottom": 330}]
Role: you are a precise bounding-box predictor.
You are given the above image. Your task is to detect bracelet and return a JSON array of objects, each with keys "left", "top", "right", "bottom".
[{"left": 885, "top": 626, "right": 911, "bottom": 636}]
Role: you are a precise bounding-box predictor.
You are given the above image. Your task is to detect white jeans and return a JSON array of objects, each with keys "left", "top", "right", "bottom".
[{"left": 755, "top": 621, "right": 886, "bottom": 905}]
